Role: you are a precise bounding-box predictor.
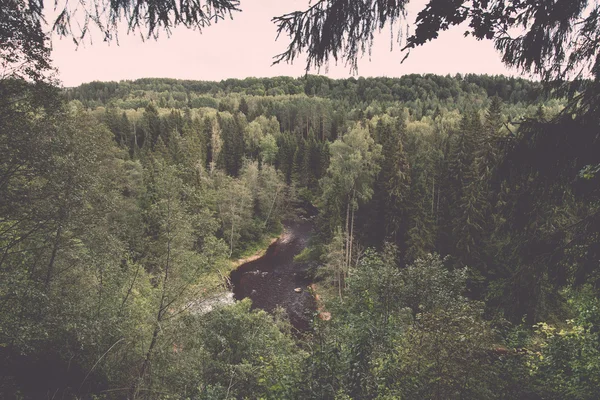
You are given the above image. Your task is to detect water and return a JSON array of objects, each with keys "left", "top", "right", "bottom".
[{"left": 229, "top": 220, "right": 316, "bottom": 332}]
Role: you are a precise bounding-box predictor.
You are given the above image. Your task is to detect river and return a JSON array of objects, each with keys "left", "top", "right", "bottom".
[{"left": 229, "top": 219, "right": 316, "bottom": 332}]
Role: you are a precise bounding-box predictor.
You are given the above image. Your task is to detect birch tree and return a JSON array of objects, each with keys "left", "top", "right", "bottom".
[{"left": 320, "top": 123, "right": 381, "bottom": 297}]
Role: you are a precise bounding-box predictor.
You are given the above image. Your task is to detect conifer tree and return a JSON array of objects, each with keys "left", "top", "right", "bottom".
[
  {"left": 275, "top": 133, "right": 296, "bottom": 185},
  {"left": 104, "top": 105, "right": 126, "bottom": 146},
  {"left": 404, "top": 153, "right": 435, "bottom": 262},
  {"left": 292, "top": 138, "right": 308, "bottom": 187},
  {"left": 380, "top": 116, "right": 411, "bottom": 244},
  {"left": 239, "top": 97, "right": 249, "bottom": 116},
  {"left": 480, "top": 96, "right": 504, "bottom": 174},
  {"left": 141, "top": 104, "right": 161, "bottom": 150},
  {"left": 119, "top": 111, "right": 132, "bottom": 148},
  {"left": 448, "top": 111, "right": 487, "bottom": 277},
  {"left": 217, "top": 112, "right": 244, "bottom": 176},
  {"left": 203, "top": 116, "right": 214, "bottom": 168}
]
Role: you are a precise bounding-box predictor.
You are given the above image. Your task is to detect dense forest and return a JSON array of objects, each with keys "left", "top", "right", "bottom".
[
  {"left": 2, "top": 74, "right": 598, "bottom": 399},
  {"left": 2, "top": 0, "right": 600, "bottom": 399}
]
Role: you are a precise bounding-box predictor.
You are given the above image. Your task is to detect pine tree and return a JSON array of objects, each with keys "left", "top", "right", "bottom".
[
  {"left": 382, "top": 116, "right": 411, "bottom": 244},
  {"left": 119, "top": 112, "right": 132, "bottom": 149},
  {"left": 448, "top": 111, "right": 487, "bottom": 276},
  {"left": 141, "top": 103, "right": 162, "bottom": 150},
  {"left": 404, "top": 139, "right": 435, "bottom": 263},
  {"left": 485, "top": 96, "right": 503, "bottom": 136},
  {"left": 203, "top": 116, "right": 214, "bottom": 168},
  {"left": 217, "top": 112, "right": 244, "bottom": 176},
  {"left": 479, "top": 95, "right": 504, "bottom": 174},
  {"left": 292, "top": 138, "right": 308, "bottom": 187},
  {"left": 104, "top": 105, "right": 123, "bottom": 144},
  {"left": 275, "top": 133, "right": 296, "bottom": 185},
  {"left": 239, "top": 97, "right": 249, "bottom": 115}
]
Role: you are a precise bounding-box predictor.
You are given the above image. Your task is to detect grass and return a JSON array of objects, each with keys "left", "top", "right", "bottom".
[
  {"left": 230, "top": 225, "right": 283, "bottom": 268},
  {"left": 293, "top": 245, "right": 319, "bottom": 263}
]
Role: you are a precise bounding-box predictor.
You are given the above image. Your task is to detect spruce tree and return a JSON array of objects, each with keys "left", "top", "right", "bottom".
[
  {"left": 448, "top": 111, "right": 487, "bottom": 284},
  {"left": 203, "top": 116, "right": 214, "bottom": 168},
  {"left": 239, "top": 97, "right": 249, "bottom": 116}
]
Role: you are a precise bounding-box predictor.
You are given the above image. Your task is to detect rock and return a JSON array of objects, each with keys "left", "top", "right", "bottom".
[
  {"left": 294, "top": 287, "right": 302, "bottom": 293},
  {"left": 261, "top": 272, "right": 268, "bottom": 277},
  {"left": 318, "top": 311, "right": 331, "bottom": 321}
]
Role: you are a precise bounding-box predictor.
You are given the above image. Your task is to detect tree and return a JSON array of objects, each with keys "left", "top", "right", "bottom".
[
  {"left": 133, "top": 158, "right": 227, "bottom": 397},
  {"left": 212, "top": 170, "right": 252, "bottom": 257},
  {"left": 245, "top": 119, "right": 264, "bottom": 160},
  {"left": 273, "top": 0, "right": 407, "bottom": 72},
  {"left": 402, "top": 126, "right": 439, "bottom": 263},
  {"left": 238, "top": 96, "right": 249, "bottom": 115},
  {"left": 479, "top": 95, "right": 504, "bottom": 174},
  {"left": 528, "top": 286, "right": 600, "bottom": 399},
  {"left": 367, "top": 115, "right": 410, "bottom": 247},
  {"left": 139, "top": 103, "right": 161, "bottom": 150},
  {"left": 274, "top": 0, "right": 600, "bottom": 88},
  {"left": 485, "top": 96, "right": 503, "bottom": 136},
  {"left": 0, "top": 100, "right": 146, "bottom": 398},
  {"left": 448, "top": 111, "right": 486, "bottom": 269},
  {"left": 319, "top": 123, "right": 381, "bottom": 293},
  {"left": 179, "top": 114, "right": 208, "bottom": 171},
  {"left": 217, "top": 112, "right": 244, "bottom": 176},
  {"left": 323, "top": 228, "right": 346, "bottom": 301},
  {"left": 259, "top": 134, "right": 278, "bottom": 165},
  {"left": 0, "top": 0, "right": 52, "bottom": 81},
  {"left": 256, "top": 163, "right": 286, "bottom": 231},
  {"left": 376, "top": 253, "right": 502, "bottom": 400},
  {"left": 203, "top": 115, "right": 219, "bottom": 169},
  {"left": 190, "top": 300, "right": 304, "bottom": 399}
]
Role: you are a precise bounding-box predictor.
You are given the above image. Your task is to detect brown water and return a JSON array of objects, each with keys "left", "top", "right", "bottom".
[{"left": 229, "top": 220, "right": 316, "bottom": 332}]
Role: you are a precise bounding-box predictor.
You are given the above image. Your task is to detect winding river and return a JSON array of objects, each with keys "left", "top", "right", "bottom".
[{"left": 229, "top": 219, "right": 316, "bottom": 332}]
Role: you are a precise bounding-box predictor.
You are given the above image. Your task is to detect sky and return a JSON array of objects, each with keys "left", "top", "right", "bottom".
[{"left": 48, "top": 0, "right": 523, "bottom": 87}]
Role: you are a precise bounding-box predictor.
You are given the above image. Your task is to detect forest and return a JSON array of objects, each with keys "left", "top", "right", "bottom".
[{"left": 2, "top": 0, "right": 600, "bottom": 399}]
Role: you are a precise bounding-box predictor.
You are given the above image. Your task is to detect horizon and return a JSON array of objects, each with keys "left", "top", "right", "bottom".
[
  {"left": 65, "top": 72, "right": 537, "bottom": 88},
  {"left": 49, "top": 0, "right": 528, "bottom": 87}
]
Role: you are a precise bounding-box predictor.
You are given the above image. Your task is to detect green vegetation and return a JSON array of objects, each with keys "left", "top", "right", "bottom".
[
  {"left": 2, "top": 73, "right": 597, "bottom": 399},
  {"left": 3, "top": 0, "right": 600, "bottom": 398}
]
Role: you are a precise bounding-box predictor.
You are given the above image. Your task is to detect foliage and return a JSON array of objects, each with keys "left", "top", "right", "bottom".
[
  {"left": 3, "top": 70, "right": 598, "bottom": 398},
  {"left": 5, "top": 0, "right": 600, "bottom": 398},
  {"left": 167, "top": 300, "right": 305, "bottom": 400},
  {"left": 0, "top": 0, "right": 52, "bottom": 81},
  {"left": 305, "top": 251, "right": 512, "bottom": 400},
  {"left": 273, "top": 0, "right": 408, "bottom": 72},
  {"left": 66, "top": 74, "right": 547, "bottom": 109},
  {"left": 9, "top": 0, "right": 240, "bottom": 65},
  {"left": 528, "top": 286, "right": 600, "bottom": 399}
]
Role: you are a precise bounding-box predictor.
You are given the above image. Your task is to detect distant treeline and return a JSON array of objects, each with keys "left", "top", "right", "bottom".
[{"left": 65, "top": 74, "right": 547, "bottom": 110}]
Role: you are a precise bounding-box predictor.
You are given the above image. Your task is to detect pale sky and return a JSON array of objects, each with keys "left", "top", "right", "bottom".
[{"left": 48, "top": 0, "right": 523, "bottom": 87}]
